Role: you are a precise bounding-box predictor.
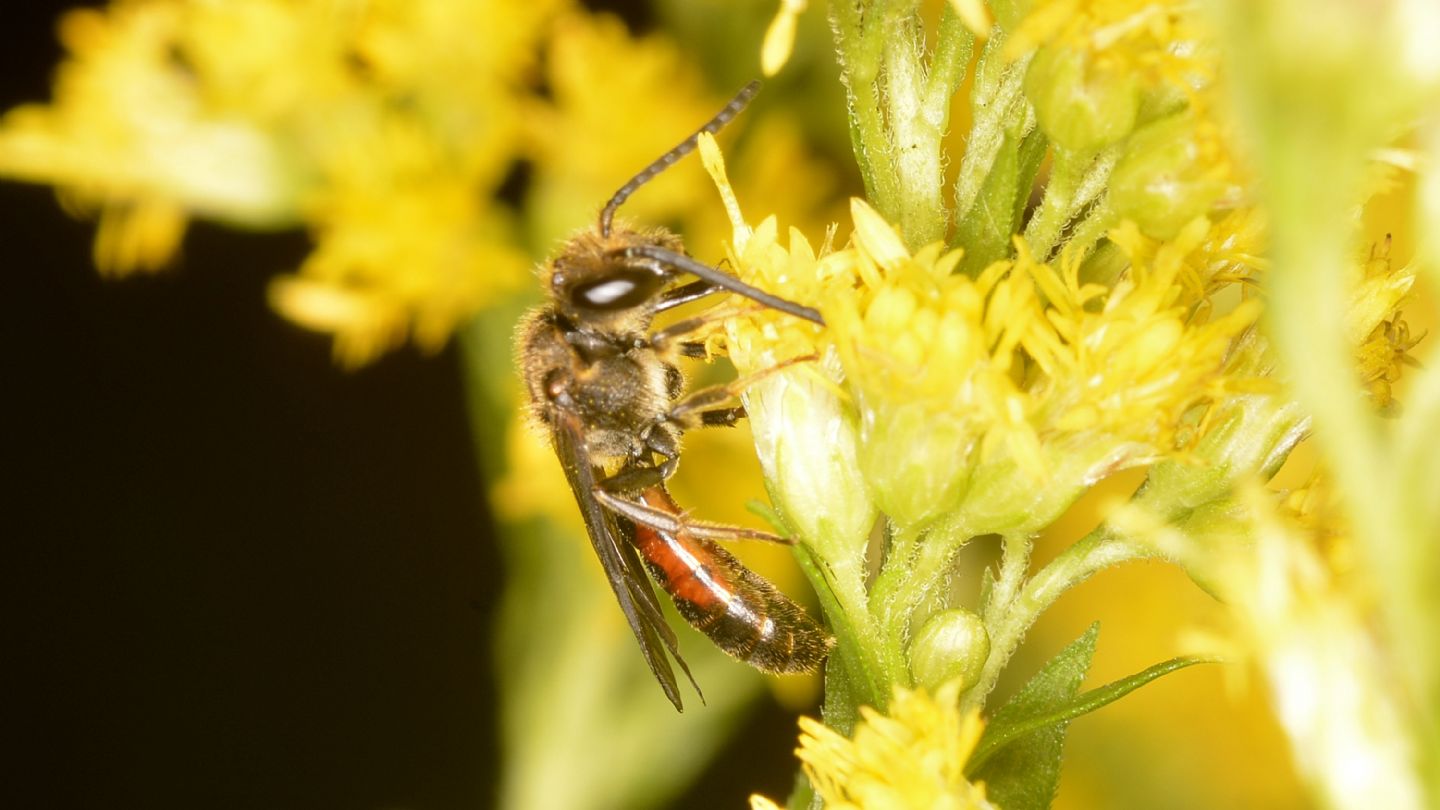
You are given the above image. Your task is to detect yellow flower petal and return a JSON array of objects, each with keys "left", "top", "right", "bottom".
[
  {"left": 849, "top": 197, "right": 911, "bottom": 272},
  {"left": 93, "top": 197, "right": 186, "bottom": 275},
  {"left": 748, "top": 795, "right": 784, "bottom": 810},
  {"left": 698, "top": 131, "right": 751, "bottom": 251},
  {"left": 762, "top": 0, "right": 807, "bottom": 77},
  {"left": 948, "top": 0, "right": 993, "bottom": 40}
]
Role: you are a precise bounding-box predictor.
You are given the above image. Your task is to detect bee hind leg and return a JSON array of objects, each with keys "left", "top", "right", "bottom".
[{"left": 592, "top": 485, "right": 795, "bottom": 545}]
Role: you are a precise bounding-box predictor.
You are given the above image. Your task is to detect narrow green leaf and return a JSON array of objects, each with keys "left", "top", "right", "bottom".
[
  {"left": 969, "top": 654, "right": 1220, "bottom": 774},
  {"left": 955, "top": 114, "right": 1045, "bottom": 273},
  {"left": 956, "top": 129, "right": 1023, "bottom": 273},
  {"left": 978, "top": 564, "right": 996, "bottom": 612},
  {"left": 1012, "top": 128, "right": 1049, "bottom": 226},
  {"left": 969, "top": 623, "right": 1099, "bottom": 810}
]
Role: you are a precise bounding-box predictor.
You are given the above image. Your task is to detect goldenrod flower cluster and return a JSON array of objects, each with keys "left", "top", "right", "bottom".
[
  {"left": 713, "top": 0, "right": 1434, "bottom": 805},
  {"left": 752, "top": 682, "right": 994, "bottom": 810},
  {"left": 8, "top": 0, "right": 1440, "bottom": 807}
]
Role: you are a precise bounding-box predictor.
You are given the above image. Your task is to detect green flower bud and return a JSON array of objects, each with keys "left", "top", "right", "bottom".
[
  {"left": 1110, "top": 113, "right": 1230, "bottom": 239},
  {"left": 744, "top": 356, "right": 877, "bottom": 568},
  {"left": 909, "top": 609, "right": 989, "bottom": 692},
  {"left": 1025, "top": 44, "right": 1141, "bottom": 152},
  {"left": 857, "top": 403, "right": 974, "bottom": 532},
  {"left": 951, "top": 440, "right": 1145, "bottom": 536}
]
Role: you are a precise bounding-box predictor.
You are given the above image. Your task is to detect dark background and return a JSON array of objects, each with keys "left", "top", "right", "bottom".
[{"left": 3, "top": 2, "right": 801, "bottom": 808}]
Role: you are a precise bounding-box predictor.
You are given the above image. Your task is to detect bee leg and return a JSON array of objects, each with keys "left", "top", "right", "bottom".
[
  {"left": 601, "top": 454, "right": 681, "bottom": 494},
  {"left": 647, "top": 308, "right": 739, "bottom": 355},
  {"left": 654, "top": 280, "right": 721, "bottom": 313},
  {"left": 597, "top": 461, "right": 671, "bottom": 496},
  {"left": 592, "top": 484, "right": 795, "bottom": 545},
  {"left": 638, "top": 425, "right": 683, "bottom": 478},
  {"left": 698, "top": 406, "right": 746, "bottom": 427},
  {"left": 664, "top": 354, "right": 817, "bottom": 430}
]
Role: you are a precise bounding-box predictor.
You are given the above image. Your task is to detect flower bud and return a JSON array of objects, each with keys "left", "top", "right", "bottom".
[
  {"left": 856, "top": 403, "right": 973, "bottom": 531},
  {"left": 951, "top": 440, "right": 1148, "bottom": 536},
  {"left": 1025, "top": 44, "right": 1140, "bottom": 152},
  {"left": 743, "top": 357, "right": 877, "bottom": 568},
  {"left": 909, "top": 609, "right": 989, "bottom": 692},
  {"left": 1110, "top": 113, "right": 1230, "bottom": 239}
]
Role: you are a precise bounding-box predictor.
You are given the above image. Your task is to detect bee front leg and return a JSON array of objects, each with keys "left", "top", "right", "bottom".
[
  {"left": 647, "top": 308, "right": 740, "bottom": 357},
  {"left": 654, "top": 280, "right": 721, "bottom": 313},
  {"left": 664, "top": 353, "right": 818, "bottom": 431}
]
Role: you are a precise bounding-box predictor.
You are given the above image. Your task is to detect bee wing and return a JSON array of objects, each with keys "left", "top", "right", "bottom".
[{"left": 551, "top": 414, "right": 701, "bottom": 711}]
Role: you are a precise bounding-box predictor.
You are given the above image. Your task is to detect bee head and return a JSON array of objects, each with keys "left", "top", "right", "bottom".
[{"left": 547, "top": 229, "right": 679, "bottom": 334}]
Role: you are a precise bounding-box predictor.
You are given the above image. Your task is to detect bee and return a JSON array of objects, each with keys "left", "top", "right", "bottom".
[{"left": 516, "top": 82, "right": 832, "bottom": 710}]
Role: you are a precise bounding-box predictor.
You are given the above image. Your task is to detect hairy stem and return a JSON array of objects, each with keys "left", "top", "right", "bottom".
[
  {"left": 1021, "top": 145, "right": 1118, "bottom": 260},
  {"left": 964, "top": 528, "right": 1152, "bottom": 710}
]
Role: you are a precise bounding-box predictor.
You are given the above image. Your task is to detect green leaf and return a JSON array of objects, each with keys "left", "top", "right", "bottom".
[
  {"left": 955, "top": 120, "right": 1046, "bottom": 275},
  {"left": 978, "top": 564, "right": 996, "bottom": 612},
  {"left": 1012, "top": 128, "right": 1049, "bottom": 226},
  {"left": 955, "top": 128, "right": 1023, "bottom": 273},
  {"left": 968, "top": 623, "right": 1099, "bottom": 810},
  {"left": 969, "top": 654, "right": 1220, "bottom": 775}
]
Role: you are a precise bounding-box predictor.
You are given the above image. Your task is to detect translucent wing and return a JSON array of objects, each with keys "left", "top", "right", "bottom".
[{"left": 551, "top": 411, "right": 701, "bottom": 711}]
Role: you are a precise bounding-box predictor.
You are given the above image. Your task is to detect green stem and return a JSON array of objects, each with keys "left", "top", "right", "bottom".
[
  {"left": 870, "top": 517, "right": 977, "bottom": 689},
  {"left": 882, "top": 20, "right": 946, "bottom": 246},
  {"left": 964, "top": 528, "right": 1152, "bottom": 710},
  {"left": 982, "top": 532, "right": 1032, "bottom": 626},
  {"left": 866, "top": 523, "right": 920, "bottom": 687},
  {"left": 830, "top": 0, "right": 901, "bottom": 207},
  {"left": 924, "top": 4, "right": 974, "bottom": 113},
  {"left": 796, "top": 537, "right": 888, "bottom": 715},
  {"left": 1021, "top": 145, "right": 1117, "bottom": 259},
  {"left": 836, "top": 1, "right": 973, "bottom": 248},
  {"left": 1056, "top": 194, "right": 1116, "bottom": 262}
]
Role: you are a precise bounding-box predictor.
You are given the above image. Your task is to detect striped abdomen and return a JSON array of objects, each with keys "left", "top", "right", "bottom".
[{"left": 629, "top": 487, "right": 832, "bottom": 673}]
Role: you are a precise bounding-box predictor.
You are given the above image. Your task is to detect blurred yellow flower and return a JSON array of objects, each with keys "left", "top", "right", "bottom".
[
  {"left": 1007, "top": 0, "right": 1211, "bottom": 93},
  {"left": 1236, "top": 481, "right": 1424, "bottom": 810},
  {"left": 761, "top": 0, "right": 807, "bottom": 77},
  {"left": 523, "top": 11, "right": 723, "bottom": 245},
  {"left": 0, "top": 2, "right": 300, "bottom": 235},
  {"left": 0, "top": 0, "right": 562, "bottom": 365}
]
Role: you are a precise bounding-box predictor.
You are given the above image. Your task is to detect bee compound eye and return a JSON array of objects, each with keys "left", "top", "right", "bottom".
[
  {"left": 570, "top": 269, "right": 663, "bottom": 311},
  {"left": 578, "top": 277, "right": 636, "bottom": 306}
]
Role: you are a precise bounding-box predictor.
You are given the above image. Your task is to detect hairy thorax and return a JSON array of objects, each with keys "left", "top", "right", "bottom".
[{"left": 517, "top": 308, "right": 680, "bottom": 464}]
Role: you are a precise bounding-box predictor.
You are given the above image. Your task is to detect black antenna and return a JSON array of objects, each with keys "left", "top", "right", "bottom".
[
  {"left": 609, "top": 244, "right": 825, "bottom": 325},
  {"left": 599, "top": 80, "right": 761, "bottom": 237}
]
